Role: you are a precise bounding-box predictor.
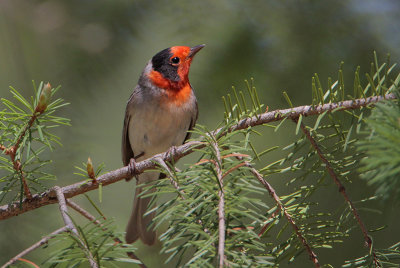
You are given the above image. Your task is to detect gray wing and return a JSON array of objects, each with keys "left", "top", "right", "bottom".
[{"left": 122, "top": 93, "right": 135, "bottom": 167}]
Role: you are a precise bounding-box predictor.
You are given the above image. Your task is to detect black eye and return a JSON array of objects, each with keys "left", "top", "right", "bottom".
[{"left": 171, "top": 57, "right": 180, "bottom": 64}]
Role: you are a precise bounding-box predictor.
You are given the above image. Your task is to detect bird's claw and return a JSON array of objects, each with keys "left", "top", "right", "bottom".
[{"left": 128, "top": 158, "right": 139, "bottom": 182}]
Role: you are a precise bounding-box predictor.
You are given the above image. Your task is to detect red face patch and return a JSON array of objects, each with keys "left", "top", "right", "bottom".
[{"left": 148, "top": 46, "right": 193, "bottom": 89}]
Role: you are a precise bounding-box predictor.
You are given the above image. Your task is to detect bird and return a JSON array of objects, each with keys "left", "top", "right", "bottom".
[{"left": 122, "top": 44, "right": 205, "bottom": 245}]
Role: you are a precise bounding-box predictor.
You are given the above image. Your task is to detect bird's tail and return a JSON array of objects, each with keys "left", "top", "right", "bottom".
[{"left": 125, "top": 184, "right": 156, "bottom": 245}]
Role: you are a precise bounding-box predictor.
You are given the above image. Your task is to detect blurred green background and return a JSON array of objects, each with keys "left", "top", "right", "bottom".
[{"left": 1, "top": 0, "right": 400, "bottom": 267}]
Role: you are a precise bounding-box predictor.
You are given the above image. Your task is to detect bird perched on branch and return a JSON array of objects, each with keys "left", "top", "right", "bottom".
[{"left": 122, "top": 45, "right": 205, "bottom": 245}]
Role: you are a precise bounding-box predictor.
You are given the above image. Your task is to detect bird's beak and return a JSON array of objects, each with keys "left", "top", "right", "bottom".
[{"left": 189, "top": 44, "right": 205, "bottom": 58}]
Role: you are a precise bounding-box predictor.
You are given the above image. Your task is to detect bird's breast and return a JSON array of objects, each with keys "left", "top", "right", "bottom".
[{"left": 128, "top": 93, "right": 195, "bottom": 160}]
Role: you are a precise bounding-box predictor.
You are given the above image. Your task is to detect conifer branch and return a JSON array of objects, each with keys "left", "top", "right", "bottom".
[
  {"left": 1, "top": 226, "right": 69, "bottom": 268},
  {"left": 2, "top": 113, "right": 37, "bottom": 199},
  {"left": 0, "top": 94, "right": 396, "bottom": 222},
  {"left": 226, "top": 93, "right": 396, "bottom": 134},
  {"left": 156, "top": 157, "right": 212, "bottom": 238},
  {"left": 66, "top": 200, "right": 147, "bottom": 268},
  {"left": 1, "top": 83, "right": 53, "bottom": 199},
  {"left": 295, "top": 119, "right": 380, "bottom": 267},
  {"left": 244, "top": 161, "right": 320, "bottom": 267}
]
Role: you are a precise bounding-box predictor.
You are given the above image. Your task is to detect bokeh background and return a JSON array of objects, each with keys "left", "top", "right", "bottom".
[{"left": 1, "top": 0, "right": 400, "bottom": 267}]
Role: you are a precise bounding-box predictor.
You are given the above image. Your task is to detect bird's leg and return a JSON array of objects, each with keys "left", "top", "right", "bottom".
[{"left": 127, "top": 152, "right": 144, "bottom": 182}]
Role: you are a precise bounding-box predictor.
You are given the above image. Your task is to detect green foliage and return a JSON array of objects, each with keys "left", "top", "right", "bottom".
[
  {"left": 0, "top": 82, "right": 69, "bottom": 203},
  {"left": 267, "top": 54, "right": 400, "bottom": 266},
  {"left": 150, "top": 124, "right": 272, "bottom": 267},
  {"left": 357, "top": 92, "right": 400, "bottom": 202},
  {"left": 222, "top": 78, "right": 264, "bottom": 122},
  {"left": 343, "top": 241, "right": 400, "bottom": 267},
  {"left": 43, "top": 217, "right": 140, "bottom": 267}
]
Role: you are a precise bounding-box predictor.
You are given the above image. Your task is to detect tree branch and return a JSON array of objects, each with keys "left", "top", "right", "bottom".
[
  {"left": 227, "top": 94, "right": 396, "bottom": 133},
  {"left": 295, "top": 119, "right": 381, "bottom": 267},
  {"left": 245, "top": 161, "right": 320, "bottom": 267},
  {"left": 0, "top": 93, "right": 395, "bottom": 221}
]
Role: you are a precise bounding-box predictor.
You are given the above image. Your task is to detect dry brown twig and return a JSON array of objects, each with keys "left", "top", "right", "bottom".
[
  {"left": 1, "top": 226, "right": 69, "bottom": 268},
  {"left": 258, "top": 207, "right": 280, "bottom": 238}
]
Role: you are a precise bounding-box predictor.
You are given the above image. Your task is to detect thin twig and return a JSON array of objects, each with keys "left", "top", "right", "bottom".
[
  {"left": 245, "top": 161, "right": 320, "bottom": 267},
  {"left": 14, "top": 258, "right": 39, "bottom": 268},
  {"left": 295, "top": 119, "right": 380, "bottom": 267},
  {"left": 2, "top": 83, "right": 53, "bottom": 200},
  {"left": 154, "top": 157, "right": 185, "bottom": 198},
  {"left": 211, "top": 140, "right": 226, "bottom": 268},
  {"left": 3, "top": 110, "right": 41, "bottom": 199},
  {"left": 4, "top": 146, "right": 32, "bottom": 199},
  {"left": 1, "top": 226, "right": 69, "bottom": 268},
  {"left": 80, "top": 242, "right": 98, "bottom": 268},
  {"left": 53, "top": 187, "right": 98, "bottom": 268},
  {"left": 258, "top": 207, "right": 280, "bottom": 238},
  {"left": 53, "top": 186, "right": 78, "bottom": 235},
  {"left": 67, "top": 199, "right": 103, "bottom": 223},
  {"left": 0, "top": 94, "right": 395, "bottom": 221},
  {"left": 66, "top": 200, "right": 147, "bottom": 268}
]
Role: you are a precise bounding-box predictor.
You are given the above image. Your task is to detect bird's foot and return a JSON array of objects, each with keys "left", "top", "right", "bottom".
[
  {"left": 128, "top": 158, "right": 139, "bottom": 182},
  {"left": 166, "top": 146, "right": 178, "bottom": 163}
]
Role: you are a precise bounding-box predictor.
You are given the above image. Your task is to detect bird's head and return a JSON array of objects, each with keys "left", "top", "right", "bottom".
[{"left": 148, "top": 44, "right": 205, "bottom": 91}]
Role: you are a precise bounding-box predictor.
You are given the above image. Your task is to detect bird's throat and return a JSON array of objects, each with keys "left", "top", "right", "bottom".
[{"left": 148, "top": 70, "right": 192, "bottom": 106}]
